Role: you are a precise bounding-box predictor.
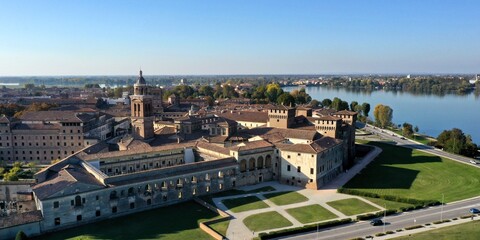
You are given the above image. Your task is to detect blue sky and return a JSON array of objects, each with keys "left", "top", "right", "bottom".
[{"left": 1, "top": 0, "right": 479, "bottom": 75}]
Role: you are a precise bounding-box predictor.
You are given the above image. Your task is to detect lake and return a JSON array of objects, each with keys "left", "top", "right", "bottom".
[{"left": 283, "top": 86, "right": 480, "bottom": 144}]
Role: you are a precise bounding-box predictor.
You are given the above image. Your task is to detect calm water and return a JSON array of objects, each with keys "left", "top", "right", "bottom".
[{"left": 283, "top": 86, "right": 480, "bottom": 144}]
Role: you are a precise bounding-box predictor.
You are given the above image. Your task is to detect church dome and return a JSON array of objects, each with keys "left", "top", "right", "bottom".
[{"left": 136, "top": 70, "right": 146, "bottom": 85}]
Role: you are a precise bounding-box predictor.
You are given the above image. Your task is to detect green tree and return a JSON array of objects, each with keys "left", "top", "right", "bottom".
[
  {"left": 436, "top": 128, "right": 477, "bottom": 156},
  {"left": 402, "top": 122, "right": 414, "bottom": 138},
  {"left": 362, "top": 103, "right": 371, "bottom": 116},
  {"left": 414, "top": 125, "right": 419, "bottom": 133},
  {"left": 322, "top": 98, "right": 332, "bottom": 108},
  {"left": 277, "top": 92, "right": 295, "bottom": 106},
  {"left": 198, "top": 86, "right": 214, "bottom": 97},
  {"left": 15, "top": 230, "right": 28, "bottom": 240},
  {"left": 205, "top": 96, "right": 214, "bottom": 106},
  {"left": 350, "top": 101, "right": 358, "bottom": 112},
  {"left": 265, "top": 83, "right": 283, "bottom": 103},
  {"left": 373, "top": 104, "right": 393, "bottom": 128},
  {"left": 310, "top": 99, "right": 320, "bottom": 108}
]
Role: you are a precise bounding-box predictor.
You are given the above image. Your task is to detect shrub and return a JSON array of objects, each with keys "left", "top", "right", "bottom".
[
  {"left": 375, "top": 232, "right": 386, "bottom": 237},
  {"left": 452, "top": 217, "right": 458, "bottom": 220},
  {"left": 396, "top": 229, "right": 403, "bottom": 232},
  {"left": 405, "top": 225, "right": 424, "bottom": 230},
  {"left": 259, "top": 218, "right": 353, "bottom": 239},
  {"left": 461, "top": 214, "right": 474, "bottom": 219},
  {"left": 386, "top": 230, "right": 394, "bottom": 234},
  {"left": 15, "top": 231, "right": 28, "bottom": 240}
]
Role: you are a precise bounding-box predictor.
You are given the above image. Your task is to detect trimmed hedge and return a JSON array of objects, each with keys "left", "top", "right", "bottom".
[
  {"left": 338, "top": 188, "right": 441, "bottom": 210},
  {"left": 433, "top": 219, "right": 451, "bottom": 224},
  {"left": 356, "top": 209, "right": 397, "bottom": 220},
  {"left": 405, "top": 225, "right": 424, "bottom": 230},
  {"left": 375, "top": 232, "right": 385, "bottom": 237},
  {"left": 258, "top": 218, "right": 353, "bottom": 239},
  {"left": 386, "top": 230, "right": 394, "bottom": 234}
]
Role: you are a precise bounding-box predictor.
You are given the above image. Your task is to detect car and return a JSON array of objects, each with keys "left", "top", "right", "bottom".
[
  {"left": 470, "top": 160, "right": 478, "bottom": 165},
  {"left": 370, "top": 219, "right": 383, "bottom": 226},
  {"left": 401, "top": 137, "right": 406, "bottom": 140},
  {"left": 470, "top": 208, "right": 480, "bottom": 214}
]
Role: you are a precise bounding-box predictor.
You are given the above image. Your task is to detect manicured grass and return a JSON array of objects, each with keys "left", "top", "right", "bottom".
[
  {"left": 263, "top": 191, "right": 308, "bottom": 206},
  {"left": 393, "top": 220, "right": 480, "bottom": 240},
  {"left": 34, "top": 201, "right": 218, "bottom": 240},
  {"left": 344, "top": 141, "right": 480, "bottom": 203},
  {"left": 286, "top": 204, "right": 338, "bottom": 224},
  {"left": 361, "top": 197, "right": 414, "bottom": 211},
  {"left": 208, "top": 220, "right": 230, "bottom": 237},
  {"left": 222, "top": 196, "right": 269, "bottom": 213},
  {"left": 326, "top": 198, "right": 380, "bottom": 216},
  {"left": 243, "top": 211, "right": 293, "bottom": 232}
]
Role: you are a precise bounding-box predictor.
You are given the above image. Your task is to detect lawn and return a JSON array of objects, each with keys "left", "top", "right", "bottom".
[
  {"left": 286, "top": 204, "right": 338, "bottom": 224},
  {"left": 200, "top": 186, "right": 275, "bottom": 206},
  {"left": 34, "top": 201, "right": 218, "bottom": 240},
  {"left": 208, "top": 220, "right": 230, "bottom": 237},
  {"left": 263, "top": 191, "right": 308, "bottom": 206},
  {"left": 393, "top": 220, "right": 480, "bottom": 240},
  {"left": 222, "top": 196, "right": 269, "bottom": 213},
  {"left": 344, "top": 141, "right": 480, "bottom": 203},
  {"left": 326, "top": 198, "right": 380, "bottom": 216},
  {"left": 243, "top": 211, "right": 293, "bottom": 232},
  {"left": 361, "top": 196, "right": 414, "bottom": 210}
]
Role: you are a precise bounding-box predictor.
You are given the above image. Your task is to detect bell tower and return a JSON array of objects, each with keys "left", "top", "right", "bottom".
[{"left": 130, "top": 70, "right": 154, "bottom": 140}]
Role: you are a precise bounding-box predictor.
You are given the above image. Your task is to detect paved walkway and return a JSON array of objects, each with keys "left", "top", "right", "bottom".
[{"left": 216, "top": 145, "right": 382, "bottom": 240}]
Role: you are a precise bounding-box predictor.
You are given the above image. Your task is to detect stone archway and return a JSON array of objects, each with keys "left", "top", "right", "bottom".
[
  {"left": 240, "top": 159, "right": 247, "bottom": 172},
  {"left": 249, "top": 157, "right": 255, "bottom": 171},
  {"left": 265, "top": 155, "right": 272, "bottom": 168},
  {"left": 257, "top": 156, "right": 264, "bottom": 169}
]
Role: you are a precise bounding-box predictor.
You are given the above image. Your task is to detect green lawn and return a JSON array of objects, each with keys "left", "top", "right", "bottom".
[
  {"left": 361, "top": 197, "right": 414, "bottom": 211},
  {"left": 286, "top": 204, "right": 338, "bottom": 224},
  {"left": 326, "top": 198, "right": 380, "bottom": 216},
  {"left": 263, "top": 191, "right": 309, "bottom": 206},
  {"left": 243, "top": 211, "right": 293, "bottom": 232},
  {"left": 208, "top": 220, "right": 230, "bottom": 237},
  {"left": 344, "top": 141, "right": 480, "bottom": 203},
  {"left": 34, "top": 201, "right": 217, "bottom": 240},
  {"left": 393, "top": 220, "right": 480, "bottom": 240},
  {"left": 222, "top": 196, "right": 269, "bottom": 213}
]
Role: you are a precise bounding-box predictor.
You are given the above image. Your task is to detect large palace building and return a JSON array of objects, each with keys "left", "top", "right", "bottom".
[{"left": 2, "top": 71, "right": 358, "bottom": 238}]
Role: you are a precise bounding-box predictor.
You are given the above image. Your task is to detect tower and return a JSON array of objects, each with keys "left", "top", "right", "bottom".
[{"left": 130, "top": 70, "right": 154, "bottom": 140}]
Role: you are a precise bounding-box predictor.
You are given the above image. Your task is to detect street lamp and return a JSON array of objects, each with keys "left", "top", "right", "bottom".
[
  {"left": 383, "top": 203, "right": 387, "bottom": 233},
  {"left": 441, "top": 193, "right": 445, "bottom": 221}
]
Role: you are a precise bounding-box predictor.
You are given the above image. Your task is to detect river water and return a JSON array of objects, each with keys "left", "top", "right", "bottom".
[{"left": 283, "top": 86, "right": 480, "bottom": 144}]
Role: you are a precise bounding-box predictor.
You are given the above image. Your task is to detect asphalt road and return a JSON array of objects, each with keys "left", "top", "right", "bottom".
[
  {"left": 278, "top": 196, "right": 480, "bottom": 240},
  {"left": 275, "top": 125, "right": 480, "bottom": 240}
]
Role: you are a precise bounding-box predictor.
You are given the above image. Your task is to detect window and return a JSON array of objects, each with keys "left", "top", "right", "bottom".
[
  {"left": 96, "top": 210, "right": 101, "bottom": 217},
  {"left": 77, "top": 215, "right": 82, "bottom": 221},
  {"left": 287, "top": 155, "right": 290, "bottom": 159},
  {"left": 55, "top": 217, "right": 61, "bottom": 226},
  {"left": 297, "top": 166, "right": 301, "bottom": 172},
  {"left": 53, "top": 201, "right": 59, "bottom": 208},
  {"left": 297, "top": 153, "right": 301, "bottom": 156},
  {"left": 96, "top": 195, "right": 99, "bottom": 201},
  {"left": 310, "top": 168, "right": 314, "bottom": 175},
  {"left": 287, "top": 165, "right": 291, "bottom": 171},
  {"left": 130, "top": 202, "right": 135, "bottom": 209},
  {"left": 112, "top": 206, "right": 117, "bottom": 213}
]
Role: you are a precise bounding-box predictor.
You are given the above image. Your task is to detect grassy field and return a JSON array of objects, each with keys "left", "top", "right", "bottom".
[
  {"left": 263, "top": 191, "right": 309, "bottom": 206},
  {"left": 222, "top": 196, "right": 269, "bottom": 213},
  {"left": 35, "top": 201, "right": 217, "bottom": 240},
  {"left": 286, "top": 204, "right": 338, "bottom": 224},
  {"left": 393, "top": 220, "right": 480, "bottom": 240},
  {"left": 208, "top": 220, "right": 230, "bottom": 237},
  {"left": 361, "top": 196, "right": 414, "bottom": 210},
  {"left": 344, "top": 141, "right": 480, "bottom": 203},
  {"left": 243, "top": 211, "right": 293, "bottom": 232},
  {"left": 326, "top": 198, "right": 380, "bottom": 216}
]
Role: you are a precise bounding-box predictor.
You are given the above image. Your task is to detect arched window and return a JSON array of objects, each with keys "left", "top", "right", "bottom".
[{"left": 74, "top": 195, "right": 82, "bottom": 207}]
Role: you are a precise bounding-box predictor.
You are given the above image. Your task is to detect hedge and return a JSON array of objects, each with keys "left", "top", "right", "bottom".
[
  {"left": 405, "top": 225, "right": 424, "bottom": 230},
  {"left": 356, "top": 209, "right": 397, "bottom": 221},
  {"left": 375, "top": 232, "right": 386, "bottom": 237},
  {"left": 258, "top": 218, "right": 353, "bottom": 239},
  {"left": 433, "top": 219, "right": 451, "bottom": 224},
  {"left": 337, "top": 188, "right": 441, "bottom": 209}
]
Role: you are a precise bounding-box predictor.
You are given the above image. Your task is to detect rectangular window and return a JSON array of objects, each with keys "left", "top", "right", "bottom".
[
  {"left": 96, "top": 210, "right": 101, "bottom": 217},
  {"left": 297, "top": 166, "right": 301, "bottom": 172},
  {"left": 310, "top": 168, "right": 314, "bottom": 175},
  {"left": 55, "top": 217, "right": 61, "bottom": 226},
  {"left": 77, "top": 215, "right": 82, "bottom": 221},
  {"left": 53, "top": 201, "right": 59, "bottom": 208},
  {"left": 112, "top": 206, "right": 117, "bottom": 213},
  {"left": 287, "top": 165, "right": 291, "bottom": 171}
]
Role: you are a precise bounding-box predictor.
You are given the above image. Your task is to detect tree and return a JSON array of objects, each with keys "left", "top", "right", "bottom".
[
  {"left": 277, "top": 92, "right": 295, "bottom": 106},
  {"left": 265, "top": 83, "right": 283, "bottom": 103},
  {"left": 331, "top": 97, "right": 349, "bottom": 111},
  {"left": 322, "top": 98, "right": 332, "bottom": 108},
  {"left": 373, "top": 104, "right": 393, "bottom": 128},
  {"left": 354, "top": 104, "right": 363, "bottom": 113},
  {"left": 436, "top": 128, "right": 477, "bottom": 156},
  {"left": 350, "top": 101, "right": 358, "bottom": 112},
  {"left": 362, "top": 103, "right": 371, "bottom": 116},
  {"left": 402, "top": 122, "right": 414, "bottom": 138},
  {"left": 414, "top": 126, "right": 419, "bottom": 133},
  {"left": 310, "top": 99, "right": 320, "bottom": 108},
  {"left": 198, "top": 86, "right": 214, "bottom": 97},
  {"left": 205, "top": 96, "right": 214, "bottom": 107}
]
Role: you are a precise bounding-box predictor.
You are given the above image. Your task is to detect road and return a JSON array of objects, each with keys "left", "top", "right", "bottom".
[
  {"left": 278, "top": 196, "right": 480, "bottom": 240},
  {"left": 363, "top": 124, "right": 478, "bottom": 166}
]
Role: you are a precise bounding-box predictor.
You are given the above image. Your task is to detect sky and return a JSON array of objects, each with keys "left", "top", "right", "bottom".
[{"left": 0, "top": 0, "right": 479, "bottom": 75}]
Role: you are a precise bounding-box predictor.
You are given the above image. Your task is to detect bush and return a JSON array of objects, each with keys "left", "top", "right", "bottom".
[
  {"left": 375, "top": 232, "right": 386, "bottom": 237},
  {"left": 405, "top": 225, "right": 424, "bottom": 230},
  {"left": 452, "top": 217, "right": 458, "bottom": 220},
  {"left": 461, "top": 215, "right": 474, "bottom": 219},
  {"left": 356, "top": 209, "right": 397, "bottom": 221},
  {"left": 386, "top": 230, "right": 394, "bottom": 234},
  {"left": 259, "top": 218, "right": 353, "bottom": 239},
  {"left": 349, "top": 238, "right": 365, "bottom": 240},
  {"left": 15, "top": 231, "right": 28, "bottom": 240},
  {"left": 433, "top": 220, "right": 451, "bottom": 224},
  {"left": 396, "top": 229, "right": 403, "bottom": 232}
]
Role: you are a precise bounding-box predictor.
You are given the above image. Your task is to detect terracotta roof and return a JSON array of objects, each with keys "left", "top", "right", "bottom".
[
  {"left": 0, "top": 116, "right": 10, "bottom": 123},
  {"left": 20, "top": 111, "right": 97, "bottom": 123},
  {"left": 278, "top": 136, "right": 342, "bottom": 154},
  {"left": 217, "top": 111, "right": 268, "bottom": 123},
  {"left": 268, "top": 105, "right": 294, "bottom": 110},
  {"left": 316, "top": 115, "right": 342, "bottom": 121},
  {"left": 241, "top": 127, "right": 320, "bottom": 141},
  {"left": 196, "top": 141, "right": 231, "bottom": 156},
  {"left": 12, "top": 122, "right": 61, "bottom": 130},
  {"left": 334, "top": 110, "right": 358, "bottom": 116}
]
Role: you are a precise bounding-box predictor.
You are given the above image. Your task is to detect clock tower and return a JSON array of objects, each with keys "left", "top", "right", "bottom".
[{"left": 130, "top": 70, "right": 154, "bottom": 140}]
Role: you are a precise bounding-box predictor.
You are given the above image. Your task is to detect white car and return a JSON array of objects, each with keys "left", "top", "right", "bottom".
[{"left": 469, "top": 160, "right": 477, "bottom": 164}]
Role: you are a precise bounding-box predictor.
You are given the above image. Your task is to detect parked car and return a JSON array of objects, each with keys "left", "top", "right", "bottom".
[
  {"left": 470, "top": 208, "right": 480, "bottom": 214},
  {"left": 401, "top": 137, "right": 406, "bottom": 140},
  {"left": 469, "top": 160, "right": 477, "bottom": 165},
  {"left": 370, "top": 219, "right": 383, "bottom": 226}
]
